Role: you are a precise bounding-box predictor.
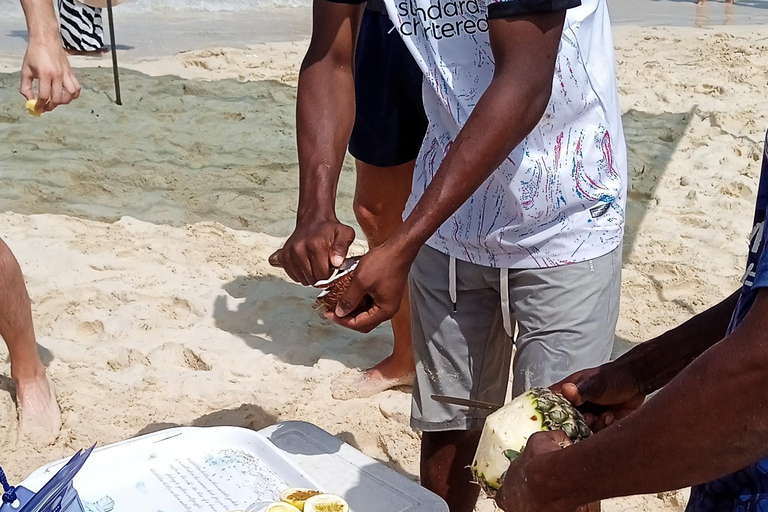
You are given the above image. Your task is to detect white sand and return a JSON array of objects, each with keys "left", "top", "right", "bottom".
[{"left": 1, "top": 23, "right": 767, "bottom": 512}]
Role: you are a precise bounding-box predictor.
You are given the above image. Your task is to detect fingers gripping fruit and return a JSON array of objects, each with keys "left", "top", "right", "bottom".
[
  {"left": 26, "top": 99, "right": 41, "bottom": 117},
  {"left": 470, "top": 387, "right": 591, "bottom": 495},
  {"left": 314, "top": 259, "right": 372, "bottom": 315}
]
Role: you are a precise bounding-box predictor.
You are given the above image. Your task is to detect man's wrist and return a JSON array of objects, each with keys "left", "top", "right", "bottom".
[
  {"left": 527, "top": 447, "right": 589, "bottom": 512},
  {"left": 384, "top": 229, "right": 424, "bottom": 265},
  {"left": 612, "top": 341, "right": 659, "bottom": 396},
  {"left": 296, "top": 203, "right": 336, "bottom": 224},
  {"left": 28, "top": 30, "right": 60, "bottom": 45},
  {"left": 23, "top": 2, "right": 61, "bottom": 43}
]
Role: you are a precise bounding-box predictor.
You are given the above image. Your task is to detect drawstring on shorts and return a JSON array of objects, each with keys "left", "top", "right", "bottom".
[
  {"left": 448, "top": 256, "right": 514, "bottom": 339},
  {"left": 500, "top": 268, "right": 513, "bottom": 338}
]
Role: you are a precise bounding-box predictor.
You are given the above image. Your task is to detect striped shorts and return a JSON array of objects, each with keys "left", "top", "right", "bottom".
[{"left": 58, "top": 0, "right": 105, "bottom": 52}]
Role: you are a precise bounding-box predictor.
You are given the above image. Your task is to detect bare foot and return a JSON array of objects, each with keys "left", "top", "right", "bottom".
[
  {"left": 15, "top": 375, "right": 61, "bottom": 446},
  {"left": 332, "top": 355, "right": 415, "bottom": 400}
]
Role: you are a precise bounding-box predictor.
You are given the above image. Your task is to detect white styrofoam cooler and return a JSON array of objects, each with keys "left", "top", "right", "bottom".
[{"left": 20, "top": 421, "right": 448, "bottom": 512}]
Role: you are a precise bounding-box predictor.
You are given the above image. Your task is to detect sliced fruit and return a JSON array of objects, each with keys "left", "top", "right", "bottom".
[
  {"left": 303, "top": 494, "right": 349, "bottom": 512},
  {"left": 25, "top": 99, "right": 41, "bottom": 117},
  {"left": 266, "top": 502, "right": 302, "bottom": 512},
  {"left": 470, "top": 387, "right": 591, "bottom": 496},
  {"left": 280, "top": 488, "right": 323, "bottom": 511}
]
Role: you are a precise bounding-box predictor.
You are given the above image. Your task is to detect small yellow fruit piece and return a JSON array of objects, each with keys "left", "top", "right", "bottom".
[
  {"left": 280, "top": 488, "right": 323, "bottom": 511},
  {"left": 266, "top": 503, "right": 302, "bottom": 512},
  {"left": 25, "top": 99, "right": 41, "bottom": 117},
  {"left": 303, "top": 494, "right": 349, "bottom": 512}
]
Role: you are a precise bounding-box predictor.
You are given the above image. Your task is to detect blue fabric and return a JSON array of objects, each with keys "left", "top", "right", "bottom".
[{"left": 686, "top": 131, "right": 768, "bottom": 512}]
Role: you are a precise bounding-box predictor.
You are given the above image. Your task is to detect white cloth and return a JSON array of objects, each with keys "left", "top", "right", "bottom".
[{"left": 388, "top": 0, "right": 627, "bottom": 269}]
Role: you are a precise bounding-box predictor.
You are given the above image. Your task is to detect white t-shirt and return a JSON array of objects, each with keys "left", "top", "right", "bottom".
[{"left": 337, "top": 0, "right": 627, "bottom": 268}]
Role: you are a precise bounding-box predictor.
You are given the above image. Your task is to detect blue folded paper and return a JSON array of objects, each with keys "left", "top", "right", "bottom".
[{"left": 0, "top": 445, "right": 95, "bottom": 512}]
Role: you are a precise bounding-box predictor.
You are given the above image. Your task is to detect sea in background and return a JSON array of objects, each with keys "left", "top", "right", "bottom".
[
  {"left": 2, "top": 0, "right": 311, "bottom": 14},
  {"left": 1, "top": 0, "right": 768, "bottom": 60},
  {"left": 2, "top": 0, "right": 768, "bottom": 18}
]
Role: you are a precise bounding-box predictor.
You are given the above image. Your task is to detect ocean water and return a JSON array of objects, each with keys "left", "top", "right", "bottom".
[{"left": 1, "top": 0, "right": 310, "bottom": 15}]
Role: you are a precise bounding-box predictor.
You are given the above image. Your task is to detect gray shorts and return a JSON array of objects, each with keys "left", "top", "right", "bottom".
[{"left": 409, "top": 244, "right": 622, "bottom": 432}]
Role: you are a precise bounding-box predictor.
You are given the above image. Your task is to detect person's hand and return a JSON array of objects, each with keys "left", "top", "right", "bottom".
[
  {"left": 325, "top": 242, "right": 413, "bottom": 333},
  {"left": 270, "top": 217, "right": 355, "bottom": 286},
  {"left": 20, "top": 39, "right": 80, "bottom": 114},
  {"left": 496, "top": 430, "right": 586, "bottom": 512},
  {"left": 550, "top": 362, "right": 646, "bottom": 432}
]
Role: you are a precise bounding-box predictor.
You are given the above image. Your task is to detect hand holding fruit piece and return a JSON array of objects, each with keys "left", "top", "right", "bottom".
[
  {"left": 26, "top": 99, "right": 42, "bottom": 117},
  {"left": 494, "top": 430, "right": 589, "bottom": 512},
  {"left": 470, "top": 387, "right": 591, "bottom": 496},
  {"left": 550, "top": 363, "right": 646, "bottom": 432}
]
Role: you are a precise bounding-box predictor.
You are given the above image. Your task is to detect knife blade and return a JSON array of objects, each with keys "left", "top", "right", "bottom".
[
  {"left": 431, "top": 394, "right": 502, "bottom": 411},
  {"left": 268, "top": 250, "right": 358, "bottom": 274}
]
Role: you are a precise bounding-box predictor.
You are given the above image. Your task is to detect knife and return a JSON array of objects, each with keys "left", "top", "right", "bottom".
[
  {"left": 269, "top": 250, "right": 358, "bottom": 274},
  {"left": 431, "top": 394, "right": 502, "bottom": 411},
  {"left": 433, "top": 393, "right": 612, "bottom": 417}
]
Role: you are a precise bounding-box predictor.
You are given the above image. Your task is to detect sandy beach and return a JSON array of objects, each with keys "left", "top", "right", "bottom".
[{"left": 1, "top": 9, "right": 768, "bottom": 511}]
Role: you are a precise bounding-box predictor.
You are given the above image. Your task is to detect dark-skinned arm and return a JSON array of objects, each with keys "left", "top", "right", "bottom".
[
  {"left": 273, "top": 0, "right": 363, "bottom": 286},
  {"left": 618, "top": 288, "right": 740, "bottom": 395},
  {"left": 331, "top": 12, "right": 568, "bottom": 331},
  {"left": 500, "top": 289, "right": 768, "bottom": 512},
  {"left": 552, "top": 290, "right": 741, "bottom": 430}
]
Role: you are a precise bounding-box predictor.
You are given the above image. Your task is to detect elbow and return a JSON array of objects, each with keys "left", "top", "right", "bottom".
[
  {"left": 527, "top": 78, "right": 554, "bottom": 128},
  {"left": 492, "top": 65, "right": 555, "bottom": 133}
]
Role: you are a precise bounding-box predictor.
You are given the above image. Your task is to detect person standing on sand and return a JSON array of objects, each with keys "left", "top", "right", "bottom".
[
  {"left": 58, "top": 0, "right": 108, "bottom": 55},
  {"left": 272, "top": 0, "right": 428, "bottom": 399},
  {"left": 497, "top": 131, "right": 768, "bottom": 512},
  {"left": 8, "top": 0, "right": 81, "bottom": 444},
  {"left": 273, "top": 0, "right": 626, "bottom": 509},
  {"left": 0, "top": 239, "right": 61, "bottom": 445}
]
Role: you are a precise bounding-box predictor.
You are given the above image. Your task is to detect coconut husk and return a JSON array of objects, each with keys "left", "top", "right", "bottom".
[
  {"left": 314, "top": 259, "right": 372, "bottom": 315},
  {"left": 315, "top": 270, "right": 355, "bottom": 313}
]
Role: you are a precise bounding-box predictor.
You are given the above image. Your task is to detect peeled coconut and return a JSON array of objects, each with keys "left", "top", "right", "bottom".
[
  {"left": 470, "top": 387, "right": 591, "bottom": 496},
  {"left": 303, "top": 494, "right": 349, "bottom": 512}
]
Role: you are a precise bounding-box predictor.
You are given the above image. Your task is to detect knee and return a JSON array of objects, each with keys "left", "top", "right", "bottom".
[
  {"left": 0, "top": 239, "right": 14, "bottom": 267},
  {"left": 353, "top": 199, "right": 398, "bottom": 247}
]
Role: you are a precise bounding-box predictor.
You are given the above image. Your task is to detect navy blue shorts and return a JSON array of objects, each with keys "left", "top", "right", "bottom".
[
  {"left": 686, "top": 458, "right": 768, "bottom": 512},
  {"left": 348, "top": 9, "right": 428, "bottom": 168}
]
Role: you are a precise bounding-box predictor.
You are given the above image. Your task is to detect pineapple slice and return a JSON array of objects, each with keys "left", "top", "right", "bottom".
[
  {"left": 470, "top": 387, "right": 591, "bottom": 496},
  {"left": 303, "top": 494, "right": 349, "bottom": 512},
  {"left": 280, "top": 488, "right": 323, "bottom": 511}
]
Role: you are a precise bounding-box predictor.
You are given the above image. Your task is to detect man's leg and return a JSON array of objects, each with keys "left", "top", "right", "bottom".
[
  {"left": 0, "top": 238, "right": 61, "bottom": 444},
  {"left": 410, "top": 246, "right": 513, "bottom": 512},
  {"left": 351, "top": 159, "right": 416, "bottom": 389},
  {"left": 421, "top": 431, "right": 482, "bottom": 512},
  {"left": 333, "top": 8, "right": 427, "bottom": 399}
]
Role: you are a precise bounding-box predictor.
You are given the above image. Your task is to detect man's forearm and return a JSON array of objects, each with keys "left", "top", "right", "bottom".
[
  {"left": 533, "top": 291, "right": 768, "bottom": 510},
  {"left": 295, "top": 2, "right": 361, "bottom": 223},
  {"left": 296, "top": 62, "right": 355, "bottom": 221},
  {"left": 20, "top": 0, "right": 60, "bottom": 43},
  {"left": 614, "top": 290, "right": 740, "bottom": 395}
]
